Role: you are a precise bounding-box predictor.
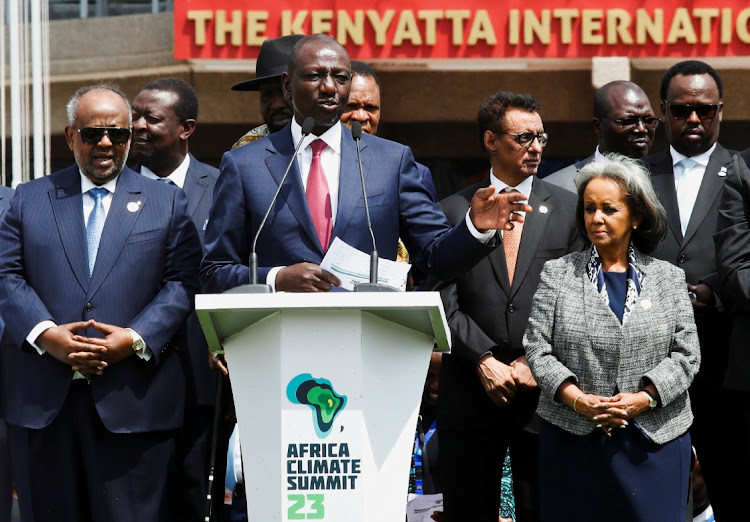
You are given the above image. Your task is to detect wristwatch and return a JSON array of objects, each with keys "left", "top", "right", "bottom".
[
  {"left": 641, "top": 390, "right": 657, "bottom": 409},
  {"left": 132, "top": 336, "right": 146, "bottom": 357}
]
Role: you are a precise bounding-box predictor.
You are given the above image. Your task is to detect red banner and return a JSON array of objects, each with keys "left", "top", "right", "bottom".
[{"left": 174, "top": 0, "right": 750, "bottom": 59}]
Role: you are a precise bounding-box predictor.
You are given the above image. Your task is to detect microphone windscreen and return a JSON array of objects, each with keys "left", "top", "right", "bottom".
[
  {"left": 302, "top": 117, "right": 315, "bottom": 135},
  {"left": 351, "top": 121, "right": 362, "bottom": 139}
]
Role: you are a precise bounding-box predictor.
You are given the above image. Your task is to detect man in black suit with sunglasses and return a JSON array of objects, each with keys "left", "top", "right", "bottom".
[{"left": 645, "top": 60, "right": 742, "bottom": 521}]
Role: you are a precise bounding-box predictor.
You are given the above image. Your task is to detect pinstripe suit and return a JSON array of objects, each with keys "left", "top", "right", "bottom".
[
  {"left": 0, "top": 185, "right": 14, "bottom": 522},
  {"left": 0, "top": 165, "right": 202, "bottom": 521}
]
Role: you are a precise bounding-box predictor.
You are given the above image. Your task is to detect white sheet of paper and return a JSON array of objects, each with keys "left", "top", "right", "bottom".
[
  {"left": 406, "top": 493, "right": 444, "bottom": 522},
  {"left": 320, "top": 237, "right": 411, "bottom": 291}
]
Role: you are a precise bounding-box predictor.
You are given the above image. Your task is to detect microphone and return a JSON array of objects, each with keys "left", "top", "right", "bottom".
[
  {"left": 224, "top": 117, "right": 315, "bottom": 294},
  {"left": 351, "top": 121, "right": 397, "bottom": 292}
]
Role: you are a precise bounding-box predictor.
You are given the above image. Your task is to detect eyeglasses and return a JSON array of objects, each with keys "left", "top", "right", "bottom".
[
  {"left": 610, "top": 117, "right": 660, "bottom": 129},
  {"left": 498, "top": 132, "right": 549, "bottom": 148},
  {"left": 663, "top": 102, "right": 720, "bottom": 121},
  {"left": 72, "top": 126, "right": 131, "bottom": 145}
]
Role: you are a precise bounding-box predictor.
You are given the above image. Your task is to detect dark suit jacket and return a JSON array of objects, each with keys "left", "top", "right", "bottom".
[
  {"left": 645, "top": 145, "right": 734, "bottom": 386},
  {"left": 715, "top": 153, "right": 750, "bottom": 389},
  {"left": 135, "top": 155, "right": 219, "bottom": 406},
  {"left": 201, "top": 123, "right": 496, "bottom": 293},
  {"left": 0, "top": 186, "right": 13, "bottom": 420},
  {"left": 436, "top": 178, "right": 583, "bottom": 430},
  {"left": 0, "top": 166, "right": 202, "bottom": 432},
  {"left": 0, "top": 187, "right": 12, "bottom": 339},
  {"left": 542, "top": 155, "right": 595, "bottom": 194}
]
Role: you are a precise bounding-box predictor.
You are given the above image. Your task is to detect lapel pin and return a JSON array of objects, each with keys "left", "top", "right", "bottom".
[
  {"left": 127, "top": 201, "right": 140, "bottom": 213},
  {"left": 539, "top": 205, "right": 549, "bottom": 214},
  {"left": 719, "top": 167, "right": 728, "bottom": 177},
  {"left": 640, "top": 298, "right": 652, "bottom": 310}
]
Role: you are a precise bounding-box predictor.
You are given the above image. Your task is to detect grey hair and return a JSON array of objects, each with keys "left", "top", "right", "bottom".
[
  {"left": 66, "top": 82, "right": 131, "bottom": 126},
  {"left": 575, "top": 153, "right": 667, "bottom": 254}
]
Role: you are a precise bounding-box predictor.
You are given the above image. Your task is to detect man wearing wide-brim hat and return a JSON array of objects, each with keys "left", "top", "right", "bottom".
[{"left": 231, "top": 34, "right": 304, "bottom": 149}]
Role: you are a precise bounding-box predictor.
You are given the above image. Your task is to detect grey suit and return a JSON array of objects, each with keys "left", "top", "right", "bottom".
[
  {"left": 524, "top": 249, "right": 700, "bottom": 445},
  {"left": 542, "top": 155, "right": 594, "bottom": 194}
]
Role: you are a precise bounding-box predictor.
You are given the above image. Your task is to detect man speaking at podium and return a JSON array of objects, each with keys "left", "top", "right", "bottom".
[{"left": 201, "top": 34, "right": 529, "bottom": 294}]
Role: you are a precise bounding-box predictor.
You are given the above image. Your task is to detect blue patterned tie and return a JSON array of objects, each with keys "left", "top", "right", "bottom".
[
  {"left": 676, "top": 158, "right": 699, "bottom": 236},
  {"left": 86, "top": 187, "right": 108, "bottom": 275}
]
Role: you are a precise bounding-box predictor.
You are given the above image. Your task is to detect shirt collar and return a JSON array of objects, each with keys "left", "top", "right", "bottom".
[
  {"left": 80, "top": 170, "right": 119, "bottom": 195},
  {"left": 139, "top": 154, "right": 190, "bottom": 189},
  {"left": 489, "top": 168, "right": 534, "bottom": 196},
  {"left": 594, "top": 146, "right": 606, "bottom": 162},
  {"left": 291, "top": 118, "right": 342, "bottom": 156},
  {"left": 670, "top": 143, "right": 717, "bottom": 169}
]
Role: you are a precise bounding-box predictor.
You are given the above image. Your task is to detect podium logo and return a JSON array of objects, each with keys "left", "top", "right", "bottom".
[{"left": 287, "top": 374, "right": 347, "bottom": 438}]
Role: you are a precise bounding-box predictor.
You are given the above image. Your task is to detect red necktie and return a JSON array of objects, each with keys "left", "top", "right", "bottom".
[
  {"left": 306, "top": 139, "right": 332, "bottom": 251},
  {"left": 503, "top": 189, "right": 524, "bottom": 285}
]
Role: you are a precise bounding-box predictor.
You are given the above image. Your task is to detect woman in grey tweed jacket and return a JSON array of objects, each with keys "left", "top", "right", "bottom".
[{"left": 524, "top": 155, "right": 700, "bottom": 522}]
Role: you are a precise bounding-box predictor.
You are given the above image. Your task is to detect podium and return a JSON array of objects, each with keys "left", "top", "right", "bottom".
[{"left": 196, "top": 291, "right": 450, "bottom": 522}]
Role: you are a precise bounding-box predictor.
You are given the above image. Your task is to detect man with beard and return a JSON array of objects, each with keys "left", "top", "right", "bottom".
[
  {"left": 130, "top": 77, "right": 219, "bottom": 522},
  {"left": 0, "top": 83, "right": 201, "bottom": 522},
  {"left": 231, "top": 34, "right": 304, "bottom": 149},
  {"left": 545, "top": 81, "right": 658, "bottom": 193},
  {"left": 201, "top": 34, "right": 530, "bottom": 295},
  {"left": 645, "top": 60, "right": 742, "bottom": 522}
]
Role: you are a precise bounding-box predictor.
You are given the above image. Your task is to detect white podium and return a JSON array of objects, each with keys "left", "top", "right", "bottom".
[{"left": 196, "top": 291, "right": 450, "bottom": 522}]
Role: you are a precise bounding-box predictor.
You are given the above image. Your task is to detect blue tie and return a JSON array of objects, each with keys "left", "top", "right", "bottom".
[{"left": 86, "top": 187, "right": 108, "bottom": 275}]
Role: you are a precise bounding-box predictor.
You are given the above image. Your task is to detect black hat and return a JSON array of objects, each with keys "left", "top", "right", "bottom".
[{"left": 231, "top": 34, "right": 306, "bottom": 91}]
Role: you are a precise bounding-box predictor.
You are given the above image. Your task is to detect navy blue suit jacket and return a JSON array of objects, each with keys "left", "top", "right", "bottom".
[
  {"left": 0, "top": 166, "right": 202, "bottom": 432},
  {"left": 201, "top": 123, "right": 495, "bottom": 292},
  {"left": 134, "top": 155, "right": 219, "bottom": 405},
  {"left": 0, "top": 186, "right": 13, "bottom": 420}
]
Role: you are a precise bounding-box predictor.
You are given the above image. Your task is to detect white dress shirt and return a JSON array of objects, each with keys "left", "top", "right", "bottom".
[
  {"left": 139, "top": 153, "right": 191, "bottom": 189},
  {"left": 489, "top": 168, "right": 533, "bottom": 238}
]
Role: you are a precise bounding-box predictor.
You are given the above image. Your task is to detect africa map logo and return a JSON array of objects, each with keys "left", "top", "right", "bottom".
[{"left": 287, "top": 374, "right": 347, "bottom": 438}]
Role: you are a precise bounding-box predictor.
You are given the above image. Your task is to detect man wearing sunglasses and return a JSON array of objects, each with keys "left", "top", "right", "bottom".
[
  {"left": 545, "top": 80, "right": 657, "bottom": 193},
  {"left": 434, "top": 92, "right": 583, "bottom": 522},
  {"left": 645, "top": 60, "right": 742, "bottom": 522},
  {"left": 0, "top": 83, "right": 202, "bottom": 522}
]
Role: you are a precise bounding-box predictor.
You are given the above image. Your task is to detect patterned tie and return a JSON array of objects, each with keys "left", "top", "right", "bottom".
[
  {"left": 503, "top": 189, "right": 524, "bottom": 286},
  {"left": 676, "top": 157, "right": 699, "bottom": 236},
  {"left": 306, "top": 139, "right": 332, "bottom": 251},
  {"left": 86, "top": 187, "right": 108, "bottom": 275}
]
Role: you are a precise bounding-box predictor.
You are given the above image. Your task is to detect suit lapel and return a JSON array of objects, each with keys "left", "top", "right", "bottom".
[
  {"left": 510, "top": 180, "right": 551, "bottom": 297},
  {"left": 648, "top": 151, "right": 683, "bottom": 244},
  {"left": 332, "top": 129, "right": 369, "bottom": 242},
  {"left": 265, "top": 129, "right": 321, "bottom": 252},
  {"left": 682, "top": 145, "right": 732, "bottom": 245},
  {"left": 49, "top": 167, "right": 89, "bottom": 291},
  {"left": 88, "top": 169, "right": 145, "bottom": 297},
  {"left": 182, "top": 154, "right": 209, "bottom": 219}
]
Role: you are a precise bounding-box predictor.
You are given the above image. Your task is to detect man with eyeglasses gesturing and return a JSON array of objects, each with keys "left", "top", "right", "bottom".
[
  {"left": 0, "top": 83, "right": 202, "bottom": 522},
  {"left": 544, "top": 80, "right": 658, "bottom": 193},
  {"left": 434, "top": 92, "right": 583, "bottom": 522},
  {"left": 645, "top": 60, "right": 741, "bottom": 522}
]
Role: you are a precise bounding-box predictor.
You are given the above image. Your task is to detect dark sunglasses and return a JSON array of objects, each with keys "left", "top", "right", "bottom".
[
  {"left": 663, "top": 102, "right": 720, "bottom": 121},
  {"left": 611, "top": 117, "right": 660, "bottom": 129},
  {"left": 72, "top": 126, "right": 131, "bottom": 145},
  {"left": 499, "top": 132, "right": 549, "bottom": 148}
]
